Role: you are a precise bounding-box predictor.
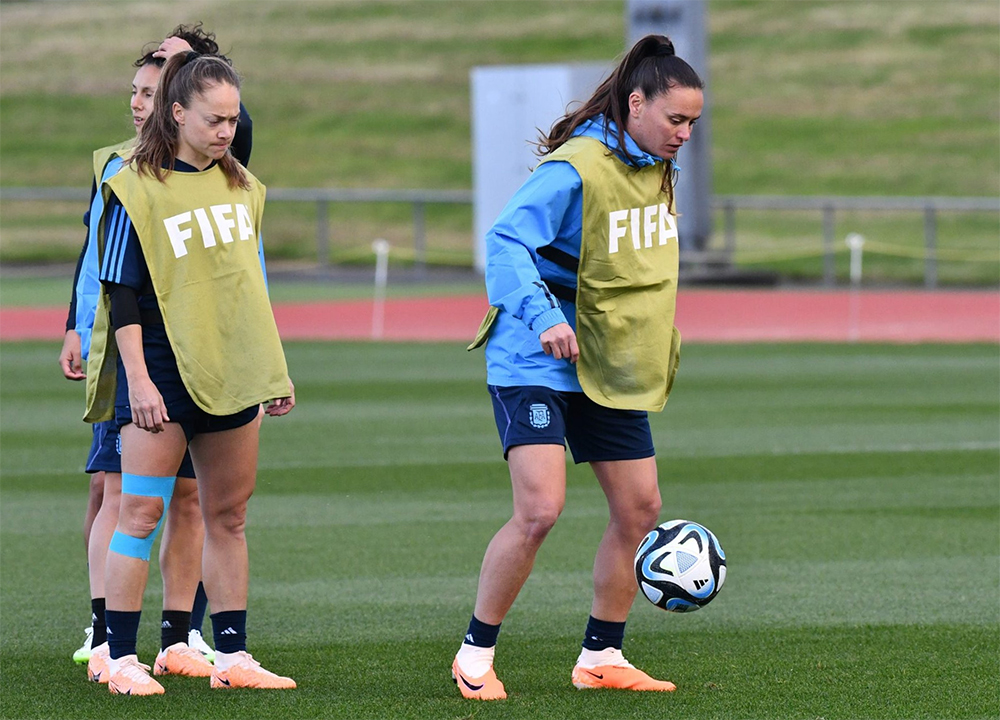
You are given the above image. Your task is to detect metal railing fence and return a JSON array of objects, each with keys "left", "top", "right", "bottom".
[
  {"left": 2, "top": 187, "right": 996, "bottom": 286},
  {"left": 713, "top": 195, "right": 1000, "bottom": 288}
]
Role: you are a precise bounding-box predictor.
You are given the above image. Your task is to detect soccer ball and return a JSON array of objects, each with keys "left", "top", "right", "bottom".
[{"left": 634, "top": 519, "right": 727, "bottom": 612}]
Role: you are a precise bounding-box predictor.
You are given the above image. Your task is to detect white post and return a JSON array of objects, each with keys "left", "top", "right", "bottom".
[
  {"left": 846, "top": 232, "right": 865, "bottom": 287},
  {"left": 371, "top": 238, "right": 390, "bottom": 339},
  {"left": 845, "top": 232, "right": 865, "bottom": 342}
]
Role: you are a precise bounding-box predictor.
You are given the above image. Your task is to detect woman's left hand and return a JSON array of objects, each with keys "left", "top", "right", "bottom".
[{"left": 265, "top": 379, "right": 296, "bottom": 417}]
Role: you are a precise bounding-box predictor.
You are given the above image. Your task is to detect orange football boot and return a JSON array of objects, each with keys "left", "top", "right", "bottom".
[
  {"left": 210, "top": 651, "right": 296, "bottom": 689},
  {"left": 154, "top": 643, "right": 214, "bottom": 677},
  {"left": 451, "top": 656, "right": 507, "bottom": 700},
  {"left": 108, "top": 656, "right": 165, "bottom": 696},
  {"left": 88, "top": 642, "right": 110, "bottom": 684},
  {"left": 571, "top": 662, "right": 676, "bottom": 692}
]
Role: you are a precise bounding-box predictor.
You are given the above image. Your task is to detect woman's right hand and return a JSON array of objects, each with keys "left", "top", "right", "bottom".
[
  {"left": 128, "top": 375, "right": 169, "bottom": 432},
  {"left": 539, "top": 323, "right": 579, "bottom": 363},
  {"left": 59, "top": 330, "right": 86, "bottom": 380}
]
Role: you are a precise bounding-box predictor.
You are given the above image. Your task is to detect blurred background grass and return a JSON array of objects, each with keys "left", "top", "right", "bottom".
[{"left": 1, "top": 0, "right": 997, "bottom": 283}]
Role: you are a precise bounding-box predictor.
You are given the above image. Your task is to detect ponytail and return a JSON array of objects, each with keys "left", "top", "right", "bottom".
[
  {"left": 537, "top": 34, "right": 703, "bottom": 199},
  {"left": 130, "top": 52, "right": 249, "bottom": 190}
]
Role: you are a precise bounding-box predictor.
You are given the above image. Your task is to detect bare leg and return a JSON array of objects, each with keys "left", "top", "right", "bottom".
[
  {"left": 589, "top": 457, "right": 661, "bottom": 622},
  {"left": 83, "top": 472, "right": 105, "bottom": 551},
  {"left": 473, "top": 444, "right": 567, "bottom": 625},
  {"left": 105, "top": 423, "right": 187, "bottom": 611},
  {"left": 189, "top": 420, "right": 260, "bottom": 613},
  {"left": 88, "top": 472, "right": 121, "bottom": 601},
  {"left": 159, "top": 476, "right": 203, "bottom": 612},
  {"left": 184, "top": 416, "right": 298, "bottom": 688}
]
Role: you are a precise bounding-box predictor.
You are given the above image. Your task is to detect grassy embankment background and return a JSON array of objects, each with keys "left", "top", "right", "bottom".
[{"left": 1, "top": 0, "right": 998, "bottom": 285}]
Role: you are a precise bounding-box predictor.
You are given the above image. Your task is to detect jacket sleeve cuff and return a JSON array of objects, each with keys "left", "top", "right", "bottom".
[{"left": 531, "top": 307, "right": 568, "bottom": 338}]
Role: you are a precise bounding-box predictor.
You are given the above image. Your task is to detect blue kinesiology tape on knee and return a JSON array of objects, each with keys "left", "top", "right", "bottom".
[
  {"left": 110, "top": 473, "right": 177, "bottom": 561},
  {"left": 109, "top": 530, "right": 156, "bottom": 561},
  {"left": 121, "top": 473, "right": 177, "bottom": 499}
]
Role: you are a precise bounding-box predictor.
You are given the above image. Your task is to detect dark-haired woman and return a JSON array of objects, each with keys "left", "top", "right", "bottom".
[
  {"left": 61, "top": 27, "right": 253, "bottom": 681},
  {"left": 454, "top": 35, "right": 704, "bottom": 700},
  {"left": 86, "top": 52, "right": 295, "bottom": 695}
]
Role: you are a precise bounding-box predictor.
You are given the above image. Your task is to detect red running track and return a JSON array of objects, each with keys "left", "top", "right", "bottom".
[{"left": 2, "top": 290, "right": 997, "bottom": 343}]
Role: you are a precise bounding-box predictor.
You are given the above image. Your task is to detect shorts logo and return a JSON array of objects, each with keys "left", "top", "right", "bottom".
[
  {"left": 116, "top": 434, "right": 122, "bottom": 456},
  {"left": 528, "top": 403, "right": 551, "bottom": 429}
]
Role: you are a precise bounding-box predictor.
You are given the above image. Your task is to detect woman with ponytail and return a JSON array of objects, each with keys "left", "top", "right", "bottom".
[
  {"left": 64, "top": 25, "right": 254, "bottom": 681},
  {"left": 86, "top": 51, "right": 295, "bottom": 695},
  {"left": 456, "top": 35, "right": 704, "bottom": 700}
]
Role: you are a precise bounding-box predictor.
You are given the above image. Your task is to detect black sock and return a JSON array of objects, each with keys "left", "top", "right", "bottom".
[
  {"left": 582, "top": 615, "right": 626, "bottom": 651},
  {"left": 91, "top": 598, "right": 107, "bottom": 647},
  {"left": 105, "top": 610, "right": 141, "bottom": 660},
  {"left": 211, "top": 610, "right": 247, "bottom": 654},
  {"left": 161, "top": 610, "right": 191, "bottom": 650},
  {"left": 190, "top": 582, "right": 208, "bottom": 632},
  {"left": 463, "top": 615, "right": 501, "bottom": 648}
]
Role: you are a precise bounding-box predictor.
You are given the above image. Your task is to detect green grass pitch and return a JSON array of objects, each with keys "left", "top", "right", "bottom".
[{"left": 1, "top": 341, "right": 997, "bottom": 719}]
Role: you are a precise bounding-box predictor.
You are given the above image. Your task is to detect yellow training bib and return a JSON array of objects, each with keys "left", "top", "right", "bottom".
[
  {"left": 540, "top": 137, "right": 681, "bottom": 412},
  {"left": 85, "top": 163, "right": 289, "bottom": 420}
]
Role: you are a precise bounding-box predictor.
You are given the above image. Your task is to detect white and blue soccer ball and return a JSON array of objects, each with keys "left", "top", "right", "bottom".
[{"left": 634, "top": 519, "right": 727, "bottom": 613}]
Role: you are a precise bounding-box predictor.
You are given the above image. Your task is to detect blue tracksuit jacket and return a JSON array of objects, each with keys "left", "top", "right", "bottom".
[{"left": 483, "top": 115, "right": 674, "bottom": 391}]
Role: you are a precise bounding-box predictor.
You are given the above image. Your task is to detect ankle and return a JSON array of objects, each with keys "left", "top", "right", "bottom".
[
  {"left": 213, "top": 649, "right": 247, "bottom": 671},
  {"left": 577, "top": 646, "right": 630, "bottom": 668},
  {"left": 456, "top": 643, "right": 496, "bottom": 678},
  {"left": 107, "top": 653, "right": 137, "bottom": 675}
]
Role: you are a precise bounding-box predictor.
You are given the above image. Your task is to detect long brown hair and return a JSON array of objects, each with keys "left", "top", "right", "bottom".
[
  {"left": 130, "top": 52, "right": 249, "bottom": 190},
  {"left": 538, "top": 34, "right": 703, "bottom": 198}
]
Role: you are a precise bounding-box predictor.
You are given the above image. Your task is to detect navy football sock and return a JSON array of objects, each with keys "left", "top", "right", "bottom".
[
  {"left": 190, "top": 582, "right": 208, "bottom": 632},
  {"left": 211, "top": 610, "right": 247, "bottom": 654},
  {"left": 91, "top": 598, "right": 107, "bottom": 647},
  {"left": 582, "top": 615, "right": 626, "bottom": 651},
  {"left": 105, "top": 610, "right": 141, "bottom": 660},
  {"left": 161, "top": 610, "right": 191, "bottom": 650},
  {"left": 463, "top": 615, "right": 501, "bottom": 648}
]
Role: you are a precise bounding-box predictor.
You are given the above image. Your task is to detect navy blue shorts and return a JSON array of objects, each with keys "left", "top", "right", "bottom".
[
  {"left": 115, "top": 324, "right": 260, "bottom": 442},
  {"left": 488, "top": 385, "right": 654, "bottom": 464},
  {"left": 86, "top": 419, "right": 196, "bottom": 477}
]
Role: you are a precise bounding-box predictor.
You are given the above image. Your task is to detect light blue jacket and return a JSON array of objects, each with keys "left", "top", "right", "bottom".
[
  {"left": 75, "top": 156, "right": 125, "bottom": 358},
  {"left": 483, "top": 115, "right": 671, "bottom": 390}
]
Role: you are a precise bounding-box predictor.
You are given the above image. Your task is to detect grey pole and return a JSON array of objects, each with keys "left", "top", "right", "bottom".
[
  {"left": 317, "top": 199, "right": 330, "bottom": 268},
  {"left": 627, "top": 0, "right": 714, "bottom": 255},
  {"left": 822, "top": 205, "right": 835, "bottom": 287},
  {"left": 924, "top": 205, "right": 938, "bottom": 289},
  {"left": 413, "top": 201, "right": 427, "bottom": 278}
]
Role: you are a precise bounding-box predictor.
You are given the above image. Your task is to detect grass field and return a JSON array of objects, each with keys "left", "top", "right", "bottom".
[
  {"left": 1, "top": 0, "right": 997, "bottom": 283},
  {"left": 1, "top": 340, "right": 998, "bottom": 719}
]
